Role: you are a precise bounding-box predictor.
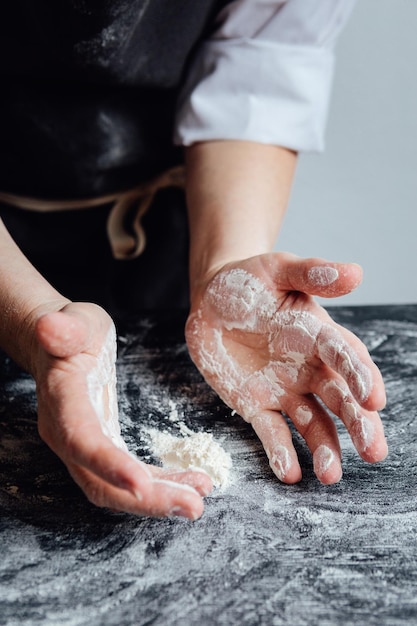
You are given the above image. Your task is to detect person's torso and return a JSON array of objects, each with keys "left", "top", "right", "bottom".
[{"left": 0, "top": 0, "right": 228, "bottom": 197}]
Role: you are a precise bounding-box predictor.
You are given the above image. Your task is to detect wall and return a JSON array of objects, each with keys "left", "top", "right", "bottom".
[{"left": 276, "top": 0, "right": 417, "bottom": 305}]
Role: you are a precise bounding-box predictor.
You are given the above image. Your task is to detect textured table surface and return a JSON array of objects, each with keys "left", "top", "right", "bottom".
[{"left": 1, "top": 305, "right": 417, "bottom": 626}]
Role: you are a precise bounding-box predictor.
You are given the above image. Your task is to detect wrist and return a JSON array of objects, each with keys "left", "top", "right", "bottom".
[
  {"left": 185, "top": 140, "right": 297, "bottom": 305},
  {"left": 0, "top": 217, "right": 72, "bottom": 373},
  {"left": 188, "top": 210, "right": 275, "bottom": 284}
]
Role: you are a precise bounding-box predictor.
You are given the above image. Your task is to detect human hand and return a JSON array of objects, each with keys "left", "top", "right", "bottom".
[
  {"left": 186, "top": 252, "right": 388, "bottom": 485},
  {"left": 33, "top": 302, "right": 212, "bottom": 518}
]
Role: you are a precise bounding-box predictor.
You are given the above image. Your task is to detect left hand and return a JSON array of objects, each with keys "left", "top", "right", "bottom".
[
  {"left": 34, "top": 303, "right": 212, "bottom": 518},
  {"left": 186, "top": 252, "right": 388, "bottom": 485}
]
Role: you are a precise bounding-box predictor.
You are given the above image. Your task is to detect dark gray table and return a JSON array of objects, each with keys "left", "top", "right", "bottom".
[{"left": 1, "top": 305, "right": 417, "bottom": 626}]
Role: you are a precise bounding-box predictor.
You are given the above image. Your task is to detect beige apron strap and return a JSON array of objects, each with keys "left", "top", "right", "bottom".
[
  {"left": 0, "top": 165, "right": 186, "bottom": 260},
  {"left": 0, "top": 190, "right": 118, "bottom": 212},
  {"left": 106, "top": 165, "right": 185, "bottom": 260},
  {"left": 106, "top": 190, "right": 154, "bottom": 260}
]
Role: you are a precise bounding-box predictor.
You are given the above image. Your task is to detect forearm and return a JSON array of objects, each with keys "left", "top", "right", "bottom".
[
  {"left": 0, "top": 219, "right": 69, "bottom": 372},
  {"left": 185, "top": 140, "right": 297, "bottom": 298}
]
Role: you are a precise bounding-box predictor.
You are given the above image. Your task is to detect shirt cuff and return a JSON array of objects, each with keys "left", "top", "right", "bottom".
[{"left": 174, "top": 38, "right": 335, "bottom": 152}]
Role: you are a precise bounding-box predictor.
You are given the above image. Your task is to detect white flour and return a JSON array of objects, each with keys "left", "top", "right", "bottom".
[
  {"left": 307, "top": 266, "right": 339, "bottom": 286},
  {"left": 84, "top": 332, "right": 233, "bottom": 488},
  {"left": 147, "top": 426, "right": 232, "bottom": 490},
  {"left": 86, "top": 325, "right": 128, "bottom": 452}
]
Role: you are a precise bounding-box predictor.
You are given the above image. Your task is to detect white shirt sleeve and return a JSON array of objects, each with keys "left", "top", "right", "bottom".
[{"left": 174, "top": 0, "right": 357, "bottom": 152}]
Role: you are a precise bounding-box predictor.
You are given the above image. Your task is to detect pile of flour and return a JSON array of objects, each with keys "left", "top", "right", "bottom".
[{"left": 146, "top": 403, "right": 232, "bottom": 489}]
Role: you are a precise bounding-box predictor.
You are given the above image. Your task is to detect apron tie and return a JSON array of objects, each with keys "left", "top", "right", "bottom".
[{"left": 0, "top": 165, "right": 186, "bottom": 260}]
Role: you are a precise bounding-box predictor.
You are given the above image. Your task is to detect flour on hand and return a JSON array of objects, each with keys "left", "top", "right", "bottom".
[{"left": 86, "top": 324, "right": 128, "bottom": 452}]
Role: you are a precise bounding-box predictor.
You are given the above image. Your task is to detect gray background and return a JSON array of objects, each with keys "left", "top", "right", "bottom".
[{"left": 277, "top": 0, "right": 417, "bottom": 306}]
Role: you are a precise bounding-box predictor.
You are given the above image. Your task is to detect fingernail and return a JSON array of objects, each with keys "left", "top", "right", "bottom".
[
  {"left": 133, "top": 489, "right": 143, "bottom": 502},
  {"left": 314, "top": 445, "right": 334, "bottom": 475},
  {"left": 169, "top": 506, "right": 199, "bottom": 521},
  {"left": 270, "top": 445, "right": 291, "bottom": 481},
  {"left": 307, "top": 266, "right": 339, "bottom": 287}
]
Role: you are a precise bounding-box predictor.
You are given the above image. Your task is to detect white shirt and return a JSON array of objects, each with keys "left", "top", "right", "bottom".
[{"left": 175, "top": 0, "right": 356, "bottom": 152}]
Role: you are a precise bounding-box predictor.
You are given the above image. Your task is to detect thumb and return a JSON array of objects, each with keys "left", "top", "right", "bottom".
[
  {"left": 35, "top": 303, "right": 111, "bottom": 358},
  {"left": 269, "top": 253, "right": 363, "bottom": 298}
]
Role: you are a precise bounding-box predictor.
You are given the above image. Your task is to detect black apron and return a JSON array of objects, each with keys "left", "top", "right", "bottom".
[{"left": 0, "top": 0, "right": 229, "bottom": 312}]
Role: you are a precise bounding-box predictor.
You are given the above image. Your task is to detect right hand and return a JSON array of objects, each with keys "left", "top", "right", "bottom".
[
  {"left": 33, "top": 302, "right": 212, "bottom": 519},
  {"left": 186, "top": 253, "right": 387, "bottom": 485}
]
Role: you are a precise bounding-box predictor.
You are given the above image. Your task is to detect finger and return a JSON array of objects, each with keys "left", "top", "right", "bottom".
[
  {"left": 280, "top": 394, "right": 343, "bottom": 485},
  {"left": 36, "top": 303, "right": 111, "bottom": 358},
  {"left": 57, "top": 420, "right": 156, "bottom": 500},
  {"left": 267, "top": 252, "right": 363, "bottom": 298},
  {"left": 313, "top": 374, "right": 388, "bottom": 463},
  {"left": 148, "top": 466, "right": 213, "bottom": 497},
  {"left": 38, "top": 377, "right": 154, "bottom": 500},
  {"left": 251, "top": 410, "right": 302, "bottom": 484},
  {"left": 40, "top": 372, "right": 212, "bottom": 504},
  {"left": 315, "top": 322, "right": 386, "bottom": 410},
  {"left": 322, "top": 320, "right": 387, "bottom": 411},
  {"left": 68, "top": 464, "right": 205, "bottom": 519}
]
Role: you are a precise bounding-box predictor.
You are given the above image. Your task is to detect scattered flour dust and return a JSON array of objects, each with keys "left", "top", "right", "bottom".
[
  {"left": 146, "top": 413, "right": 232, "bottom": 490},
  {"left": 86, "top": 325, "right": 233, "bottom": 490}
]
